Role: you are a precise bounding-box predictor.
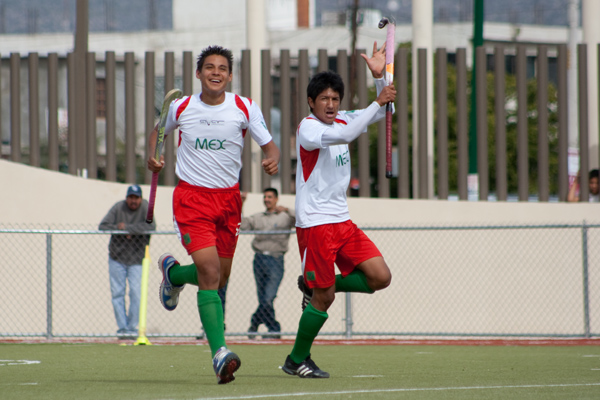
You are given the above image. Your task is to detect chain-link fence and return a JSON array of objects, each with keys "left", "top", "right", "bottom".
[{"left": 1, "top": 223, "right": 599, "bottom": 339}]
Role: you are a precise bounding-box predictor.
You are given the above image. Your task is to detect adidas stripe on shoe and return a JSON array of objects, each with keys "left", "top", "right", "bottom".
[{"left": 282, "top": 355, "right": 329, "bottom": 378}]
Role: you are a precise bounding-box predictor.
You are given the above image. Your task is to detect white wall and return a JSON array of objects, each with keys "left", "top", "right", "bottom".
[{"left": 3, "top": 159, "right": 599, "bottom": 229}]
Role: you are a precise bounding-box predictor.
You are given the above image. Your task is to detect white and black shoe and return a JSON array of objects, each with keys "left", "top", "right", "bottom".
[{"left": 282, "top": 355, "right": 329, "bottom": 378}]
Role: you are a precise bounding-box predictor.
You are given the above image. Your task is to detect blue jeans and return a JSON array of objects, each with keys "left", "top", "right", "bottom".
[
  {"left": 250, "top": 253, "right": 284, "bottom": 332},
  {"left": 108, "top": 257, "right": 142, "bottom": 334}
]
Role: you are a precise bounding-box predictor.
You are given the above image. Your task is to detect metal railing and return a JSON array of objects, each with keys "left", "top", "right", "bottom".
[
  {"left": 1, "top": 223, "right": 599, "bottom": 339},
  {"left": 2, "top": 44, "right": 599, "bottom": 199}
]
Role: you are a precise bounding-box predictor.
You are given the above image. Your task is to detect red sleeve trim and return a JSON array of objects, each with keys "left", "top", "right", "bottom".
[
  {"left": 235, "top": 94, "right": 250, "bottom": 121},
  {"left": 176, "top": 96, "right": 191, "bottom": 120}
]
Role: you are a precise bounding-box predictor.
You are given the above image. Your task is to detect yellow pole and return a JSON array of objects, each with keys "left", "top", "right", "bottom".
[{"left": 134, "top": 245, "right": 152, "bottom": 345}]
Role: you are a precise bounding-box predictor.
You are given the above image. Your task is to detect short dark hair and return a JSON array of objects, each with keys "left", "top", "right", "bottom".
[
  {"left": 263, "top": 187, "right": 278, "bottom": 197},
  {"left": 307, "top": 70, "right": 344, "bottom": 108},
  {"left": 590, "top": 169, "right": 599, "bottom": 180},
  {"left": 196, "top": 45, "right": 233, "bottom": 73}
]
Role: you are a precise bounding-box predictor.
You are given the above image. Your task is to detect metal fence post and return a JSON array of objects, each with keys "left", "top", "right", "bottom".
[
  {"left": 581, "top": 221, "right": 590, "bottom": 338},
  {"left": 46, "top": 232, "right": 53, "bottom": 340},
  {"left": 344, "top": 293, "right": 353, "bottom": 339}
]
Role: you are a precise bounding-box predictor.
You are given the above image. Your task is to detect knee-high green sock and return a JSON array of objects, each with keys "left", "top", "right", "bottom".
[
  {"left": 290, "top": 303, "right": 328, "bottom": 364},
  {"left": 197, "top": 290, "right": 226, "bottom": 357},
  {"left": 169, "top": 263, "right": 198, "bottom": 286},
  {"left": 335, "top": 270, "right": 374, "bottom": 293}
]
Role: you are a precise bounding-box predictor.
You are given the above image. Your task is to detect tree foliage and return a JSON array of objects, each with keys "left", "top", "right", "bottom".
[{"left": 365, "top": 46, "right": 560, "bottom": 198}]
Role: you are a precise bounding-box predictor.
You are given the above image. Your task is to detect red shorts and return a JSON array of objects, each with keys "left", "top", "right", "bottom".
[
  {"left": 296, "top": 220, "right": 382, "bottom": 289},
  {"left": 173, "top": 181, "right": 242, "bottom": 258}
]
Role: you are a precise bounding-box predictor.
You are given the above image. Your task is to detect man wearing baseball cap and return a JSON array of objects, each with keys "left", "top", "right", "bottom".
[{"left": 99, "top": 185, "right": 155, "bottom": 339}]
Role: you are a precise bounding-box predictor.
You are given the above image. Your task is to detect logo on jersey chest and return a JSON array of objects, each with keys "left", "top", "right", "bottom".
[
  {"left": 199, "top": 119, "right": 225, "bottom": 126},
  {"left": 195, "top": 138, "right": 227, "bottom": 150},
  {"left": 335, "top": 150, "right": 350, "bottom": 167}
]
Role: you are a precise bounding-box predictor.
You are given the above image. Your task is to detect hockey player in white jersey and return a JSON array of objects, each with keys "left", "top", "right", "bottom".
[
  {"left": 283, "top": 42, "right": 396, "bottom": 379},
  {"left": 147, "top": 45, "right": 280, "bottom": 385}
]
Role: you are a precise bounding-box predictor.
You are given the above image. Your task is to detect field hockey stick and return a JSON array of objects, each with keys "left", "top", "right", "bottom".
[
  {"left": 379, "top": 16, "right": 395, "bottom": 179},
  {"left": 146, "top": 88, "right": 183, "bottom": 224}
]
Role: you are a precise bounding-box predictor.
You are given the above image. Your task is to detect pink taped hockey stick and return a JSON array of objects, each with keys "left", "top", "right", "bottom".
[{"left": 379, "top": 17, "right": 395, "bottom": 179}]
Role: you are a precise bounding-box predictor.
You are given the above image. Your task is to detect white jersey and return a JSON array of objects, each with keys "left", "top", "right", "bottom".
[
  {"left": 295, "top": 79, "right": 390, "bottom": 228},
  {"left": 164, "top": 92, "right": 272, "bottom": 188}
]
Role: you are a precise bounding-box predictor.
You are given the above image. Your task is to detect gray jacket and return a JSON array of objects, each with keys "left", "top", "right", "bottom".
[{"left": 98, "top": 200, "right": 155, "bottom": 265}]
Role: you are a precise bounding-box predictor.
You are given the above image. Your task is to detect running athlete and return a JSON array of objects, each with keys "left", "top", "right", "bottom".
[
  {"left": 282, "top": 42, "right": 396, "bottom": 378},
  {"left": 147, "top": 45, "right": 280, "bottom": 385}
]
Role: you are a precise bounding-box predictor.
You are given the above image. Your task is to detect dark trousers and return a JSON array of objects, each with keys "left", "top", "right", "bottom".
[{"left": 250, "top": 253, "right": 284, "bottom": 332}]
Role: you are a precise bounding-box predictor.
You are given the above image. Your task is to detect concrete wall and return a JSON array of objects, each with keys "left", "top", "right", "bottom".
[{"left": 3, "top": 159, "right": 599, "bottom": 228}]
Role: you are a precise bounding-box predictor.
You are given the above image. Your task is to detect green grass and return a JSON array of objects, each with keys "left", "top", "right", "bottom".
[{"left": 1, "top": 343, "right": 600, "bottom": 400}]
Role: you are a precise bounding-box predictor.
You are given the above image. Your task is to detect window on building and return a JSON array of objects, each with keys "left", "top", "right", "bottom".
[{"left": 96, "top": 78, "right": 106, "bottom": 118}]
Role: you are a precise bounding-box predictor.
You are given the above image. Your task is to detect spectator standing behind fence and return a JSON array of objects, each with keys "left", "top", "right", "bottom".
[
  {"left": 567, "top": 169, "right": 599, "bottom": 202},
  {"left": 239, "top": 188, "right": 295, "bottom": 340},
  {"left": 98, "top": 185, "right": 155, "bottom": 338},
  {"left": 146, "top": 45, "right": 279, "bottom": 384},
  {"left": 282, "top": 42, "right": 395, "bottom": 379}
]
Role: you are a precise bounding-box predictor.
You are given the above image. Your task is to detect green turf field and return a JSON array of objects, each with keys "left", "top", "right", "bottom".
[{"left": 1, "top": 343, "right": 599, "bottom": 400}]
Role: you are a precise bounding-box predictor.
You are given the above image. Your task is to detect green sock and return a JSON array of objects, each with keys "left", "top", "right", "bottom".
[
  {"left": 335, "top": 270, "right": 374, "bottom": 294},
  {"left": 168, "top": 263, "right": 198, "bottom": 286},
  {"left": 290, "top": 303, "right": 328, "bottom": 364},
  {"left": 197, "top": 290, "right": 226, "bottom": 357}
]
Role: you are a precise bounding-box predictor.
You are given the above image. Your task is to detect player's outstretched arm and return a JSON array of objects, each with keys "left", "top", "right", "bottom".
[{"left": 260, "top": 140, "right": 280, "bottom": 176}]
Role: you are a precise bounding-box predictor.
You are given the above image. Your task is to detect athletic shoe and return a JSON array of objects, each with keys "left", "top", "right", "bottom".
[
  {"left": 282, "top": 354, "right": 329, "bottom": 378},
  {"left": 297, "top": 275, "right": 313, "bottom": 311},
  {"left": 158, "top": 253, "right": 185, "bottom": 311},
  {"left": 212, "top": 346, "right": 241, "bottom": 384}
]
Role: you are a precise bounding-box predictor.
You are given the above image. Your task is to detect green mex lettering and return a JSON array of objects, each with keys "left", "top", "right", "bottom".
[
  {"left": 195, "top": 138, "right": 227, "bottom": 150},
  {"left": 335, "top": 150, "right": 350, "bottom": 167}
]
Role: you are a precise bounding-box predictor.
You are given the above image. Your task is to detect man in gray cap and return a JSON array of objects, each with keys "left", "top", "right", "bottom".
[{"left": 99, "top": 185, "right": 155, "bottom": 338}]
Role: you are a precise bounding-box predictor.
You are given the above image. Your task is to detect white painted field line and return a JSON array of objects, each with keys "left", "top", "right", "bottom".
[
  {"left": 0, "top": 360, "right": 41, "bottom": 366},
  {"left": 0, "top": 383, "right": 39, "bottom": 386},
  {"left": 182, "top": 382, "right": 600, "bottom": 400}
]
